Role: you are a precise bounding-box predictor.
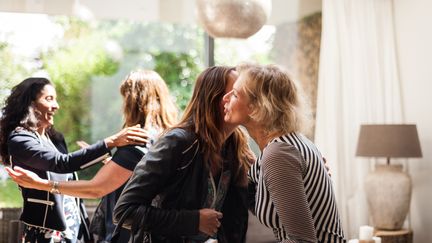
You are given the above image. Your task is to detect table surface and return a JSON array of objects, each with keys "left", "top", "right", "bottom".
[{"left": 374, "top": 229, "right": 413, "bottom": 236}]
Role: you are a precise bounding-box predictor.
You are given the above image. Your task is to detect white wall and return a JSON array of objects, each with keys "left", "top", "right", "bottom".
[{"left": 393, "top": 0, "right": 432, "bottom": 242}]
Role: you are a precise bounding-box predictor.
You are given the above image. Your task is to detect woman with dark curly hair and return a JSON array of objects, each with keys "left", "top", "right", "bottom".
[
  {"left": 6, "top": 70, "right": 179, "bottom": 242},
  {"left": 0, "top": 77, "right": 147, "bottom": 243}
]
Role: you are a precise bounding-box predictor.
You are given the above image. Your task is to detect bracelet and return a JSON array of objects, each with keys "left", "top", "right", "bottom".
[
  {"left": 50, "top": 181, "right": 60, "bottom": 194},
  {"left": 103, "top": 156, "right": 112, "bottom": 164}
]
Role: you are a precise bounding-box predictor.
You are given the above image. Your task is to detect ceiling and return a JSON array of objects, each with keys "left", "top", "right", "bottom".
[{"left": 0, "top": 0, "right": 321, "bottom": 25}]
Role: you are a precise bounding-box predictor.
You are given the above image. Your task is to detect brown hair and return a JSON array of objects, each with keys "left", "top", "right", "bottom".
[
  {"left": 237, "top": 63, "right": 312, "bottom": 136},
  {"left": 178, "top": 66, "right": 253, "bottom": 185},
  {"left": 120, "top": 70, "right": 178, "bottom": 130}
]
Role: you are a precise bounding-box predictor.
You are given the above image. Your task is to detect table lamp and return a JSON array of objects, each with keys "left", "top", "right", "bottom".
[{"left": 356, "top": 124, "right": 422, "bottom": 230}]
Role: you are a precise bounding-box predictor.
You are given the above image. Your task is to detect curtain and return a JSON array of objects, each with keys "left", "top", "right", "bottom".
[{"left": 315, "top": 0, "right": 403, "bottom": 238}]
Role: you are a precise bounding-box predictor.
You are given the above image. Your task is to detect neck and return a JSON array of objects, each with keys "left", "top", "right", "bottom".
[
  {"left": 244, "top": 123, "right": 272, "bottom": 151},
  {"left": 37, "top": 127, "right": 46, "bottom": 136},
  {"left": 222, "top": 123, "right": 237, "bottom": 142}
]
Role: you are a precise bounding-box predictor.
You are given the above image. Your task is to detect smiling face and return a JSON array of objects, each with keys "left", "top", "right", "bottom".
[
  {"left": 33, "top": 84, "right": 59, "bottom": 130},
  {"left": 223, "top": 73, "right": 253, "bottom": 127}
]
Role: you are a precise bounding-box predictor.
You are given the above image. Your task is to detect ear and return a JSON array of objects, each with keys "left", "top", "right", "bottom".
[{"left": 247, "top": 103, "right": 255, "bottom": 116}]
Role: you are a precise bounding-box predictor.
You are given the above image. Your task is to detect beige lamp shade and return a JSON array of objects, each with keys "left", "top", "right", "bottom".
[{"left": 356, "top": 124, "right": 422, "bottom": 158}]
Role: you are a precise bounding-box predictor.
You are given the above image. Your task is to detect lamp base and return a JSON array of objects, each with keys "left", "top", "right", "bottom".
[{"left": 365, "top": 164, "right": 411, "bottom": 230}]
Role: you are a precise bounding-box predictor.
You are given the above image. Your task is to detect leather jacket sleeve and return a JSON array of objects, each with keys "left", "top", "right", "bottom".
[
  {"left": 8, "top": 129, "right": 109, "bottom": 173},
  {"left": 113, "top": 128, "right": 199, "bottom": 237}
]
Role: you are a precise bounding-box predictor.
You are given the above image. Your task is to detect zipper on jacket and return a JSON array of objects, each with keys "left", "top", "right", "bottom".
[
  {"left": 209, "top": 170, "right": 217, "bottom": 209},
  {"left": 178, "top": 139, "right": 199, "bottom": 170},
  {"left": 42, "top": 172, "right": 51, "bottom": 227},
  {"left": 27, "top": 198, "right": 55, "bottom": 206},
  {"left": 36, "top": 132, "right": 55, "bottom": 228}
]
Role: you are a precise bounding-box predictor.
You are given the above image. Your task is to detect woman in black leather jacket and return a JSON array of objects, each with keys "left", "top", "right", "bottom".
[
  {"left": 113, "top": 66, "right": 255, "bottom": 243},
  {"left": 0, "top": 77, "right": 147, "bottom": 243}
]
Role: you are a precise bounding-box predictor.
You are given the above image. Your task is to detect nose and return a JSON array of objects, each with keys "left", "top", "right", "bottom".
[
  {"left": 223, "top": 90, "right": 232, "bottom": 102},
  {"left": 53, "top": 100, "right": 60, "bottom": 110}
]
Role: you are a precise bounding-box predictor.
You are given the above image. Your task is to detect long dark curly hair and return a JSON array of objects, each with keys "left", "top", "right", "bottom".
[{"left": 0, "top": 77, "right": 53, "bottom": 165}]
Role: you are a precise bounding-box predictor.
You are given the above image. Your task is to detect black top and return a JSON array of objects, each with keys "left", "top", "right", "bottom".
[
  {"left": 99, "top": 145, "right": 146, "bottom": 242},
  {"left": 111, "top": 145, "right": 146, "bottom": 197}
]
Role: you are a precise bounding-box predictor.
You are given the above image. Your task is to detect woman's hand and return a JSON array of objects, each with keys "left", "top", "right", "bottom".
[
  {"left": 76, "top": 140, "right": 90, "bottom": 149},
  {"left": 199, "top": 208, "right": 223, "bottom": 236},
  {"left": 323, "top": 157, "right": 331, "bottom": 177},
  {"left": 5, "top": 166, "right": 49, "bottom": 191},
  {"left": 104, "top": 124, "right": 149, "bottom": 148}
]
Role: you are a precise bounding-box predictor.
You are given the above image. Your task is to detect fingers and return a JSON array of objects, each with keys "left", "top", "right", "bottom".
[
  {"left": 126, "top": 135, "right": 148, "bottom": 144},
  {"left": 216, "top": 219, "right": 221, "bottom": 228},
  {"left": 76, "top": 140, "right": 90, "bottom": 149},
  {"left": 5, "top": 166, "right": 24, "bottom": 177},
  {"left": 13, "top": 166, "right": 26, "bottom": 173},
  {"left": 125, "top": 128, "right": 149, "bottom": 144},
  {"left": 127, "top": 126, "right": 146, "bottom": 133},
  {"left": 5, "top": 166, "right": 17, "bottom": 176},
  {"left": 127, "top": 128, "right": 149, "bottom": 136},
  {"left": 114, "top": 127, "right": 150, "bottom": 146},
  {"left": 5, "top": 167, "right": 22, "bottom": 185},
  {"left": 198, "top": 209, "right": 223, "bottom": 236}
]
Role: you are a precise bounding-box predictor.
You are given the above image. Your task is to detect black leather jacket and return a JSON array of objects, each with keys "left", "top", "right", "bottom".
[
  {"left": 113, "top": 128, "right": 249, "bottom": 243},
  {"left": 7, "top": 128, "right": 110, "bottom": 238}
]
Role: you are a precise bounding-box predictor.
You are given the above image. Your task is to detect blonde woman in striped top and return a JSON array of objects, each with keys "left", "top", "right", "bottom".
[{"left": 223, "top": 63, "right": 346, "bottom": 243}]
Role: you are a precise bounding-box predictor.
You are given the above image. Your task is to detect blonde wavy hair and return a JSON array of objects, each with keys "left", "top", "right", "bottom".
[
  {"left": 236, "top": 63, "right": 312, "bottom": 136},
  {"left": 120, "top": 70, "right": 178, "bottom": 130}
]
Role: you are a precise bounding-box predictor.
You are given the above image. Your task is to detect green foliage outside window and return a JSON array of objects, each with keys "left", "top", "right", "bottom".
[
  {"left": 42, "top": 19, "right": 120, "bottom": 152},
  {"left": 0, "top": 42, "right": 32, "bottom": 105},
  {"left": 0, "top": 16, "right": 202, "bottom": 202},
  {"left": 153, "top": 52, "right": 200, "bottom": 110}
]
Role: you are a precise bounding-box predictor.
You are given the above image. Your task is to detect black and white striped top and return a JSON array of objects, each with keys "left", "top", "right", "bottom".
[{"left": 249, "top": 133, "right": 345, "bottom": 243}]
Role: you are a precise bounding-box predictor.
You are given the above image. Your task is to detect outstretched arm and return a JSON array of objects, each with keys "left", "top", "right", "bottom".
[
  {"left": 6, "top": 160, "right": 132, "bottom": 198},
  {"left": 8, "top": 126, "right": 148, "bottom": 173}
]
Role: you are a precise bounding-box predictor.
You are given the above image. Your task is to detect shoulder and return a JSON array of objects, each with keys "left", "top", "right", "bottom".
[
  {"left": 261, "top": 142, "right": 305, "bottom": 173},
  {"left": 114, "top": 145, "right": 146, "bottom": 158},
  {"left": 263, "top": 142, "right": 302, "bottom": 161},
  {"left": 164, "top": 128, "right": 195, "bottom": 142},
  {"left": 8, "top": 128, "right": 38, "bottom": 144},
  {"left": 157, "top": 128, "right": 197, "bottom": 150},
  {"left": 147, "top": 128, "right": 199, "bottom": 168},
  {"left": 7, "top": 129, "right": 41, "bottom": 158},
  {"left": 112, "top": 145, "right": 146, "bottom": 171}
]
